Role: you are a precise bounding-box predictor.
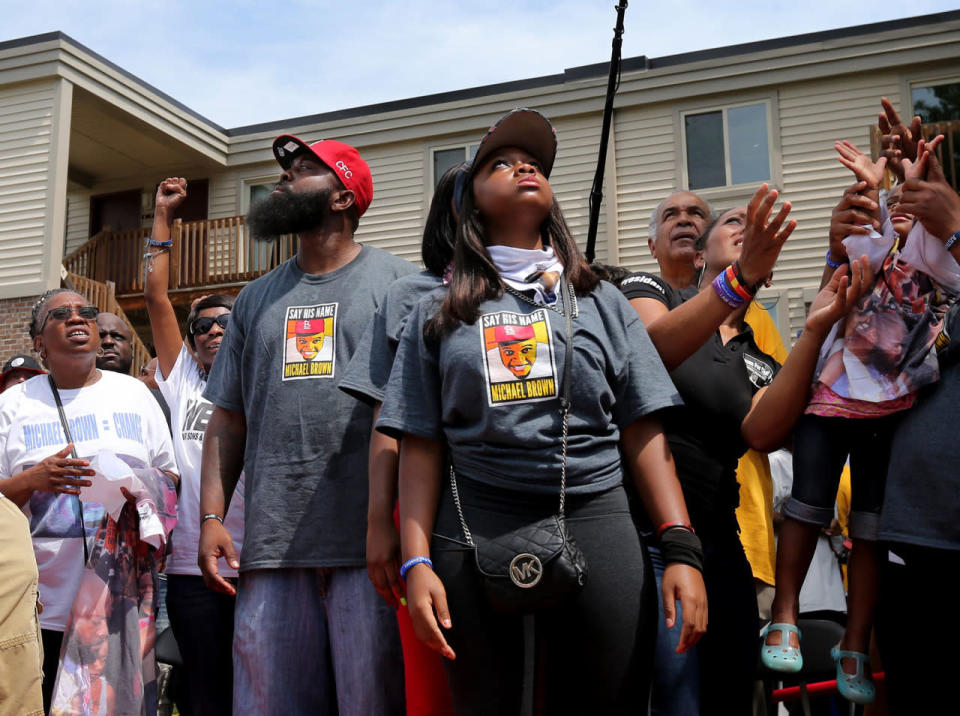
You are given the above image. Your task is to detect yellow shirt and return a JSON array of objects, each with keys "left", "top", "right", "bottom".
[{"left": 736, "top": 302, "right": 789, "bottom": 586}]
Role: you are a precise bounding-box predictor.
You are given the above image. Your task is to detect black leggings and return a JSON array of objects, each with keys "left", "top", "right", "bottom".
[{"left": 431, "top": 479, "right": 657, "bottom": 716}]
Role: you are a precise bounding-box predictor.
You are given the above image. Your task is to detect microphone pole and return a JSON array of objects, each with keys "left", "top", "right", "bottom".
[{"left": 585, "top": 0, "right": 628, "bottom": 264}]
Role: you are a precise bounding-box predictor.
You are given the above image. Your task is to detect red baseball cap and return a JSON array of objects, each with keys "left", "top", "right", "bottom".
[
  {"left": 273, "top": 135, "right": 374, "bottom": 218},
  {"left": 293, "top": 319, "right": 325, "bottom": 335},
  {"left": 494, "top": 324, "right": 535, "bottom": 343}
]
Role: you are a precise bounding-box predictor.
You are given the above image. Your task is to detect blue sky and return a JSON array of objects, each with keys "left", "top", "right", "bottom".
[{"left": 2, "top": 1, "right": 957, "bottom": 128}]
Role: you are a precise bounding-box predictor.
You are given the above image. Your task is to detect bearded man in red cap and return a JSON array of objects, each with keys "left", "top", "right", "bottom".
[{"left": 199, "top": 135, "right": 415, "bottom": 715}]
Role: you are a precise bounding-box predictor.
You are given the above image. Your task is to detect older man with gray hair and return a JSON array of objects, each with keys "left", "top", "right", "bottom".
[{"left": 646, "top": 190, "right": 714, "bottom": 290}]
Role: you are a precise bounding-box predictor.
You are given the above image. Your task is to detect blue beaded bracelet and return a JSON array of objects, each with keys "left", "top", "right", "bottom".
[
  {"left": 945, "top": 230, "right": 960, "bottom": 252},
  {"left": 400, "top": 556, "right": 433, "bottom": 581},
  {"left": 146, "top": 236, "right": 174, "bottom": 247},
  {"left": 825, "top": 250, "right": 846, "bottom": 269}
]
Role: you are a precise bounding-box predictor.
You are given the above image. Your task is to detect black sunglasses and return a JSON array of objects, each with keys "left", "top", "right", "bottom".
[
  {"left": 190, "top": 314, "right": 230, "bottom": 336},
  {"left": 40, "top": 305, "right": 99, "bottom": 332}
]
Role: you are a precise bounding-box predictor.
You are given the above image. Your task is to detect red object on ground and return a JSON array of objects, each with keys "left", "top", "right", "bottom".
[
  {"left": 393, "top": 506, "right": 455, "bottom": 716},
  {"left": 771, "top": 672, "right": 886, "bottom": 703}
]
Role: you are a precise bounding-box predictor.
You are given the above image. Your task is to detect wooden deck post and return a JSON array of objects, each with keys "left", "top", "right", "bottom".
[{"left": 170, "top": 218, "right": 182, "bottom": 291}]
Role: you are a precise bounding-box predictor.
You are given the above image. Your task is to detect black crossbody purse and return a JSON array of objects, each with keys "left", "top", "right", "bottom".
[{"left": 449, "top": 283, "right": 587, "bottom": 614}]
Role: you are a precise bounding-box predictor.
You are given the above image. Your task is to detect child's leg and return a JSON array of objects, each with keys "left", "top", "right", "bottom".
[
  {"left": 767, "top": 415, "right": 850, "bottom": 646},
  {"left": 837, "top": 415, "right": 898, "bottom": 670}
]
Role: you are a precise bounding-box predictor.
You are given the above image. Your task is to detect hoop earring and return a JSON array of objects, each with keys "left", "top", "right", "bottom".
[
  {"left": 697, "top": 266, "right": 706, "bottom": 288},
  {"left": 97, "top": 347, "right": 104, "bottom": 357}
]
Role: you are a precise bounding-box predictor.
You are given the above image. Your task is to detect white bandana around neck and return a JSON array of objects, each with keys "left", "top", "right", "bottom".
[{"left": 487, "top": 244, "right": 565, "bottom": 306}]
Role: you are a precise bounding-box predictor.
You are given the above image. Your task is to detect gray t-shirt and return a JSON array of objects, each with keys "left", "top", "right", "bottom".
[
  {"left": 377, "top": 281, "right": 682, "bottom": 494},
  {"left": 879, "top": 302, "right": 960, "bottom": 550},
  {"left": 339, "top": 270, "right": 442, "bottom": 405},
  {"left": 204, "top": 246, "right": 417, "bottom": 570}
]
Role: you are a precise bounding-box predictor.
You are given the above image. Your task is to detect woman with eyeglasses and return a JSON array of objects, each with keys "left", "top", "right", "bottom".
[
  {"left": 0, "top": 288, "right": 177, "bottom": 712},
  {"left": 143, "top": 177, "right": 243, "bottom": 716}
]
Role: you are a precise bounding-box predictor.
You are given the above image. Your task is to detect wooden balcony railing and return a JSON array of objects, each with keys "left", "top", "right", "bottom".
[
  {"left": 66, "top": 272, "right": 152, "bottom": 375},
  {"left": 63, "top": 217, "right": 296, "bottom": 298}
]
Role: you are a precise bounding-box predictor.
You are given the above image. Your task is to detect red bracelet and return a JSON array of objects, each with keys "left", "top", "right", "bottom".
[{"left": 657, "top": 521, "right": 695, "bottom": 538}]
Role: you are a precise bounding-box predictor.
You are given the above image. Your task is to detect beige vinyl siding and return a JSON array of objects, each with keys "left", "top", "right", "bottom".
[
  {"left": 612, "top": 104, "right": 677, "bottom": 271},
  {"left": 549, "top": 113, "right": 609, "bottom": 263},
  {"left": 64, "top": 189, "right": 90, "bottom": 254},
  {"left": 0, "top": 80, "right": 58, "bottom": 296},
  {"left": 356, "top": 142, "right": 423, "bottom": 265},
  {"left": 776, "top": 72, "right": 902, "bottom": 338}
]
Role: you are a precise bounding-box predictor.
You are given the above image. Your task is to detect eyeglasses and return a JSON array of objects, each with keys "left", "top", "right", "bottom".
[
  {"left": 190, "top": 314, "right": 230, "bottom": 336},
  {"left": 40, "top": 305, "right": 99, "bottom": 333}
]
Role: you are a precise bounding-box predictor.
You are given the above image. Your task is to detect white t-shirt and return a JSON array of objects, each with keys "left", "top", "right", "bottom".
[
  {"left": 157, "top": 345, "right": 244, "bottom": 577},
  {"left": 0, "top": 370, "right": 177, "bottom": 630}
]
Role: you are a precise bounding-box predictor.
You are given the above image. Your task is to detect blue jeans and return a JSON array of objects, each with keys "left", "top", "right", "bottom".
[
  {"left": 649, "top": 520, "right": 758, "bottom": 716},
  {"left": 166, "top": 574, "right": 236, "bottom": 716},
  {"left": 233, "top": 566, "right": 404, "bottom": 716}
]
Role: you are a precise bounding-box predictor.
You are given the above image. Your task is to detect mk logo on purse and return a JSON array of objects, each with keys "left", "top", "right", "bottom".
[{"left": 509, "top": 553, "right": 543, "bottom": 588}]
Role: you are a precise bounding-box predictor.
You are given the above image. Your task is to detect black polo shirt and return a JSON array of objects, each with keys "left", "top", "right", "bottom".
[{"left": 622, "top": 272, "right": 780, "bottom": 528}]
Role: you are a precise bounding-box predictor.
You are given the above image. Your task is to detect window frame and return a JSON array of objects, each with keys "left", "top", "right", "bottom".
[
  {"left": 675, "top": 94, "right": 781, "bottom": 200},
  {"left": 904, "top": 72, "right": 960, "bottom": 122},
  {"left": 241, "top": 175, "right": 278, "bottom": 214}
]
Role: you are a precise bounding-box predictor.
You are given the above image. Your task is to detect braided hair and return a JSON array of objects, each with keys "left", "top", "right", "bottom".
[{"left": 29, "top": 288, "right": 80, "bottom": 339}]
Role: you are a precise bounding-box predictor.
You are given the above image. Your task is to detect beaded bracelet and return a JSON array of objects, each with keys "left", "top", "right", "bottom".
[
  {"left": 825, "top": 250, "right": 846, "bottom": 269},
  {"left": 712, "top": 271, "right": 746, "bottom": 308},
  {"left": 400, "top": 556, "right": 434, "bottom": 581},
  {"left": 945, "top": 230, "right": 960, "bottom": 252},
  {"left": 147, "top": 236, "right": 174, "bottom": 247}
]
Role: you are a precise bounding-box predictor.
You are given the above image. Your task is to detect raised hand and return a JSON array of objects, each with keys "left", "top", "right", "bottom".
[
  {"left": 737, "top": 184, "right": 797, "bottom": 287},
  {"left": 899, "top": 142, "right": 960, "bottom": 242},
  {"left": 878, "top": 97, "right": 923, "bottom": 180},
  {"left": 154, "top": 177, "right": 188, "bottom": 218},
  {"left": 805, "top": 255, "right": 870, "bottom": 338},
  {"left": 835, "top": 141, "right": 887, "bottom": 188}
]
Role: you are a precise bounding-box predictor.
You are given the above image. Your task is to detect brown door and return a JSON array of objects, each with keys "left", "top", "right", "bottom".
[
  {"left": 89, "top": 190, "right": 141, "bottom": 235},
  {"left": 173, "top": 179, "right": 209, "bottom": 222}
]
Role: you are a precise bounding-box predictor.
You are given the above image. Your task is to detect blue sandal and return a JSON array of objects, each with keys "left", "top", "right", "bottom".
[
  {"left": 831, "top": 645, "right": 875, "bottom": 705},
  {"left": 761, "top": 623, "right": 803, "bottom": 673}
]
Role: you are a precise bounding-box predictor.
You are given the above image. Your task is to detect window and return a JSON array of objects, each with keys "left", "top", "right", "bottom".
[
  {"left": 682, "top": 102, "right": 771, "bottom": 190},
  {"left": 912, "top": 78, "right": 960, "bottom": 123},
  {"left": 431, "top": 144, "right": 479, "bottom": 188}
]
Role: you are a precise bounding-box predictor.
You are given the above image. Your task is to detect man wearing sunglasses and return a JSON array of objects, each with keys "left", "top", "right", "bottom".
[
  {"left": 199, "top": 135, "right": 416, "bottom": 715},
  {"left": 143, "top": 177, "right": 243, "bottom": 716}
]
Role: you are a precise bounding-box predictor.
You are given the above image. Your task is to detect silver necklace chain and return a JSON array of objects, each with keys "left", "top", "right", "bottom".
[{"left": 502, "top": 281, "right": 579, "bottom": 318}]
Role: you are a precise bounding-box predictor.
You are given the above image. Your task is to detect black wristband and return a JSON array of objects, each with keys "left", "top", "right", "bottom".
[{"left": 659, "top": 526, "right": 704, "bottom": 573}]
